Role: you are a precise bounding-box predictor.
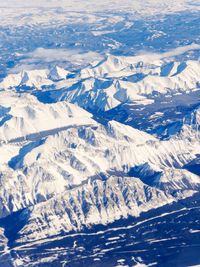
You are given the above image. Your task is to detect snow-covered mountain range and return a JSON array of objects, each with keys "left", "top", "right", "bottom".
[
  {"left": 0, "top": 51, "right": 200, "bottom": 261},
  {"left": 0, "top": 2, "right": 200, "bottom": 266}
]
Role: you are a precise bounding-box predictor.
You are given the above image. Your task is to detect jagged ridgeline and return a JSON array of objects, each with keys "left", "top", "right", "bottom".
[{"left": 0, "top": 1, "right": 200, "bottom": 266}]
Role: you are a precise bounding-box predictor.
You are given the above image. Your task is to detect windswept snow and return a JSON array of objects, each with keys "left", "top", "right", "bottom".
[{"left": 0, "top": 91, "right": 94, "bottom": 142}]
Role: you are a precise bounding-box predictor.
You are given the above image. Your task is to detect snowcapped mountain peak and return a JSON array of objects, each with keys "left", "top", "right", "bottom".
[
  {"left": 0, "top": 69, "right": 52, "bottom": 89},
  {"left": 0, "top": 91, "right": 95, "bottom": 143},
  {"left": 0, "top": 66, "right": 71, "bottom": 89},
  {"left": 48, "top": 66, "right": 70, "bottom": 81}
]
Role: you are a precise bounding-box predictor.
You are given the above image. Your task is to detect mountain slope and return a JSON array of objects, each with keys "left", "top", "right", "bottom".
[{"left": 0, "top": 49, "right": 200, "bottom": 266}]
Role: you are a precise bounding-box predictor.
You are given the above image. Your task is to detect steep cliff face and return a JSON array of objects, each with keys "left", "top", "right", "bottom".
[{"left": 15, "top": 176, "right": 174, "bottom": 244}]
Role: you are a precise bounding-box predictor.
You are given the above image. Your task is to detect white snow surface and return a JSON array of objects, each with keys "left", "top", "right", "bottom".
[
  {"left": 1, "top": 1, "right": 200, "bottom": 26},
  {"left": 2, "top": 49, "right": 200, "bottom": 112},
  {"left": 0, "top": 46, "right": 200, "bottom": 245}
]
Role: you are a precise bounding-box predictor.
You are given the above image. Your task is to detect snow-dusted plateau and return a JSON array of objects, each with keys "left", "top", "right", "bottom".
[{"left": 0, "top": 1, "right": 200, "bottom": 266}]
